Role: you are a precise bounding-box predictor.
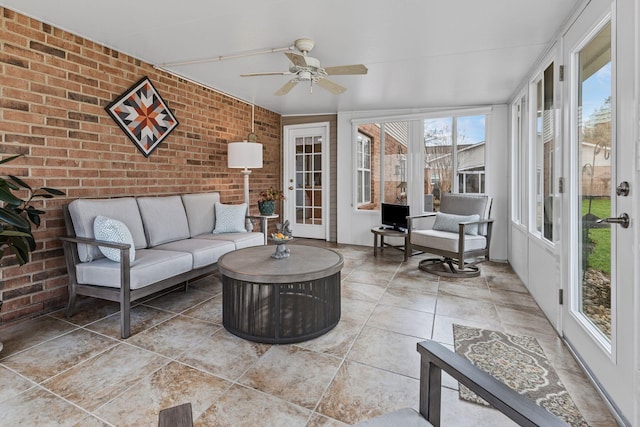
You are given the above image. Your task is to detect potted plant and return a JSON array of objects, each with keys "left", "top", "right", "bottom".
[
  {"left": 1, "top": 154, "right": 65, "bottom": 265},
  {"left": 257, "top": 187, "right": 285, "bottom": 216}
]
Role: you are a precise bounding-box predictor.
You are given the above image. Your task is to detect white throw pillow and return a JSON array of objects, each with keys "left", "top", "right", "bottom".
[
  {"left": 213, "top": 202, "right": 247, "bottom": 234},
  {"left": 93, "top": 215, "right": 136, "bottom": 263},
  {"left": 432, "top": 212, "right": 480, "bottom": 236}
]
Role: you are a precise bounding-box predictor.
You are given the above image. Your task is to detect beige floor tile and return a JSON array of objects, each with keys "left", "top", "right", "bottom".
[
  {"left": 440, "top": 387, "right": 518, "bottom": 426},
  {"left": 340, "top": 297, "right": 376, "bottom": 325},
  {"left": 341, "top": 280, "right": 386, "bottom": 303},
  {"left": 490, "top": 288, "right": 540, "bottom": 310},
  {"left": 388, "top": 271, "right": 439, "bottom": 294},
  {"left": 346, "top": 266, "right": 396, "bottom": 287},
  {"left": 43, "top": 343, "right": 168, "bottom": 412},
  {"left": 555, "top": 367, "right": 620, "bottom": 426},
  {"left": 316, "top": 361, "right": 419, "bottom": 425},
  {"left": 0, "top": 316, "right": 77, "bottom": 357},
  {"left": 366, "top": 304, "right": 433, "bottom": 339},
  {"left": 495, "top": 305, "right": 558, "bottom": 336},
  {"left": 176, "top": 328, "right": 270, "bottom": 381},
  {"left": 0, "top": 386, "right": 91, "bottom": 426},
  {"left": 142, "top": 288, "right": 215, "bottom": 313},
  {"left": 182, "top": 294, "right": 223, "bottom": 324},
  {"left": 2, "top": 329, "right": 118, "bottom": 383},
  {"left": 49, "top": 296, "right": 120, "bottom": 326},
  {"left": 347, "top": 326, "right": 422, "bottom": 379},
  {"left": 378, "top": 287, "right": 437, "bottom": 313},
  {"left": 94, "top": 361, "right": 231, "bottom": 425},
  {"left": 432, "top": 314, "right": 503, "bottom": 346},
  {"left": 439, "top": 281, "right": 494, "bottom": 302},
  {"left": 294, "top": 319, "right": 362, "bottom": 358},
  {"left": 439, "top": 274, "right": 489, "bottom": 289},
  {"left": 195, "top": 384, "right": 311, "bottom": 426},
  {"left": 239, "top": 346, "right": 341, "bottom": 410},
  {"left": 306, "top": 413, "right": 348, "bottom": 426},
  {"left": 85, "top": 304, "right": 176, "bottom": 340},
  {"left": 127, "top": 315, "right": 221, "bottom": 359},
  {"left": 486, "top": 274, "right": 530, "bottom": 293},
  {"left": 435, "top": 294, "right": 502, "bottom": 326},
  {"left": 187, "top": 274, "right": 222, "bottom": 295},
  {"left": 71, "top": 415, "right": 112, "bottom": 427},
  {"left": 0, "top": 365, "right": 35, "bottom": 403}
]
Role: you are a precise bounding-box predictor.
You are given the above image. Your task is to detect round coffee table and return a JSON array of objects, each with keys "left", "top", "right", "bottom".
[{"left": 217, "top": 245, "right": 343, "bottom": 344}]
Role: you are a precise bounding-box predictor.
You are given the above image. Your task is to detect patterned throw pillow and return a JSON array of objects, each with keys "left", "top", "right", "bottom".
[
  {"left": 93, "top": 215, "right": 136, "bottom": 263},
  {"left": 432, "top": 212, "right": 480, "bottom": 236},
  {"left": 213, "top": 202, "right": 247, "bottom": 234}
]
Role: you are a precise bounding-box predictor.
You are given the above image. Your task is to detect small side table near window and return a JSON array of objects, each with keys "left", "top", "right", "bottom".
[
  {"left": 371, "top": 227, "right": 409, "bottom": 261},
  {"left": 257, "top": 214, "right": 279, "bottom": 245}
]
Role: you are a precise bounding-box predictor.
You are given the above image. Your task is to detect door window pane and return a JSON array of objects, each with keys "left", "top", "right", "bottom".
[
  {"left": 577, "top": 22, "right": 612, "bottom": 340},
  {"left": 456, "top": 115, "right": 486, "bottom": 195}
]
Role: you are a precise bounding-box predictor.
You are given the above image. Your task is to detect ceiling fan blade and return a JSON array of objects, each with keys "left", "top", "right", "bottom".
[
  {"left": 316, "top": 78, "right": 347, "bottom": 95},
  {"left": 284, "top": 51, "right": 308, "bottom": 67},
  {"left": 324, "top": 64, "right": 368, "bottom": 75},
  {"left": 275, "top": 80, "right": 299, "bottom": 96},
  {"left": 240, "top": 71, "right": 293, "bottom": 77}
]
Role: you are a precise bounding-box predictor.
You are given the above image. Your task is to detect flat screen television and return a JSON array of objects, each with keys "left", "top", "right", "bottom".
[{"left": 381, "top": 203, "right": 410, "bottom": 231}]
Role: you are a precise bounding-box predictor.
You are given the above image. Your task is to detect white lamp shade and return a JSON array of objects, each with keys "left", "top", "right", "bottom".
[{"left": 227, "top": 142, "right": 263, "bottom": 169}]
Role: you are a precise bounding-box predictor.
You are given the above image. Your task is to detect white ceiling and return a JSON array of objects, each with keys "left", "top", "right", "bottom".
[{"left": 1, "top": 0, "right": 581, "bottom": 115}]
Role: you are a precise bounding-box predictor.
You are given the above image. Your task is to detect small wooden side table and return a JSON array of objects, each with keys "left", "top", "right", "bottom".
[{"left": 371, "top": 227, "right": 409, "bottom": 261}]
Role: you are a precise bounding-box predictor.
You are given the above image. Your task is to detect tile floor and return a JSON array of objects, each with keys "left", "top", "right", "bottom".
[{"left": 0, "top": 240, "right": 618, "bottom": 426}]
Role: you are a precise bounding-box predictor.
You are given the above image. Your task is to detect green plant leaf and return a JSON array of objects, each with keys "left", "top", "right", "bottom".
[
  {"left": 42, "top": 187, "right": 65, "bottom": 196},
  {"left": 27, "top": 210, "right": 41, "bottom": 227},
  {"left": 33, "top": 194, "right": 54, "bottom": 199},
  {"left": 0, "top": 207, "right": 29, "bottom": 228},
  {"left": 0, "top": 154, "right": 24, "bottom": 165},
  {"left": 8, "top": 175, "right": 31, "bottom": 190},
  {"left": 0, "top": 230, "right": 31, "bottom": 237},
  {"left": 9, "top": 241, "right": 29, "bottom": 265},
  {"left": 0, "top": 187, "right": 24, "bottom": 206}
]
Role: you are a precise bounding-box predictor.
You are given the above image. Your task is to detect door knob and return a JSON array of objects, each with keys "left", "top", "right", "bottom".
[
  {"left": 288, "top": 186, "right": 294, "bottom": 190},
  {"left": 596, "top": 213, "right": 630, "bottom": 228},
  {"left": 616, "top": 181, "right": 630, "bottom": 196}
]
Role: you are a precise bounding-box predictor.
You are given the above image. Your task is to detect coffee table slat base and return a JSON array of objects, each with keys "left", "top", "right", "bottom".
[{"left": 222, "top": 273, "right": 341, "bottom": 344}]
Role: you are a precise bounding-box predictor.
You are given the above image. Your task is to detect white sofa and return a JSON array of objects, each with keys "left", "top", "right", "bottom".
[{"left": 60, "top": 192, "right": 264, "bottom": 338}]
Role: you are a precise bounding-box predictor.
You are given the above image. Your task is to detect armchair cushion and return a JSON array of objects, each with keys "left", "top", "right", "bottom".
[
  {"left": 411, "top": 230, "right": 487, "bottom": 253},
  {"left": 432, "top": 212, "right": 480, "bottom": 235}
]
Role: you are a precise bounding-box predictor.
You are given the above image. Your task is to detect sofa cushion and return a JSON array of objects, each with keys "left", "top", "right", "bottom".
[
  {"left": 181, "top": 192, "right": 221, "bottom": 237},
  {"left": 137, "top": 195, "right": 190, "bottom": 247},
  {"left": 93, "top": 216, "right": 135, "bottom": 263},
  {"left": 213, "top": 202, "right": 247, "bottom": 234},
  {"left": 75, "top": 249, "right": 193, "bottom": 290},
  {"left": 195, "top": 232, "right": 264, "bottom": 250},
  {"left": 68, "top": 198, "right": 147, "bottom": 263},
  {"left": 411, "top": 229, "right": 486, "bottom": 253},
  {"left": 432, "top": 212, "right": 480, "bottom": 235},
  {"left": 154, "top": 238, "right": 235, "bottom": 269}
]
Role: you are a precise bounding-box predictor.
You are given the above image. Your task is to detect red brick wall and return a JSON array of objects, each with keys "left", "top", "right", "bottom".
[{"left": 0, "top": 8, "right": 282, "bottom": 326}]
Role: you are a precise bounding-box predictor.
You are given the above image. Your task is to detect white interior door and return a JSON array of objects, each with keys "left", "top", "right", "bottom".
[
  {"left": 562, "top": 0, "right": 634, "bottom": 421},
  {"left": 283, "top": 123, "right": 329, "bottom": 240}
]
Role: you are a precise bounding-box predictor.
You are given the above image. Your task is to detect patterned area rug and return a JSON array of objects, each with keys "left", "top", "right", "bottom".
[{"left": 453, "top": 324, "right": 588, "bottom": 427}]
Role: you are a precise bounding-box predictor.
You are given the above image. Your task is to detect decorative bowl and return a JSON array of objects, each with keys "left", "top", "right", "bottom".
[{"left": 269, "top": 234, "right": 293, "bottom": 245}]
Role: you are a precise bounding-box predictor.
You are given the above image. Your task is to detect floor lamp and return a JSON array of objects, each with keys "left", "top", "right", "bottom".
[{"left": 228, "top": 141, "right": 263, "bottom": 231}]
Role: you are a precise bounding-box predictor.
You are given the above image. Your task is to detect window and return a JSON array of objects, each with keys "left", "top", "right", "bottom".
[
  {"left": 356, "top": 132, "right": 371, "bottom": 206},
  {"left": 356, "top": 123, "right": 409, "bottom": 210},
  {"left": 424, "top": 115, "right": 486, "bottom": 210},
  {"left": 532, "top": 62, "right": 555, "bottom": 241}
]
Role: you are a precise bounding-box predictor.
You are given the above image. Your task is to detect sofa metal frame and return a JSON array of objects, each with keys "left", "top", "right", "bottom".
[{"left": 59, "top": 204, "right": 265, "bottom": 339}]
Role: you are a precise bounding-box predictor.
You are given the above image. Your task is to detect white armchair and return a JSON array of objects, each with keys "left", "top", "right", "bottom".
[{"left": 406, "top": 193, "right": 493, "bottom": 277}]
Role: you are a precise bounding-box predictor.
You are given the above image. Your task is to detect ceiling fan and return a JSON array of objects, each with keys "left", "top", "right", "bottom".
[{"left": 240, "top": 38, "right": 368, "bottom": 96}]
